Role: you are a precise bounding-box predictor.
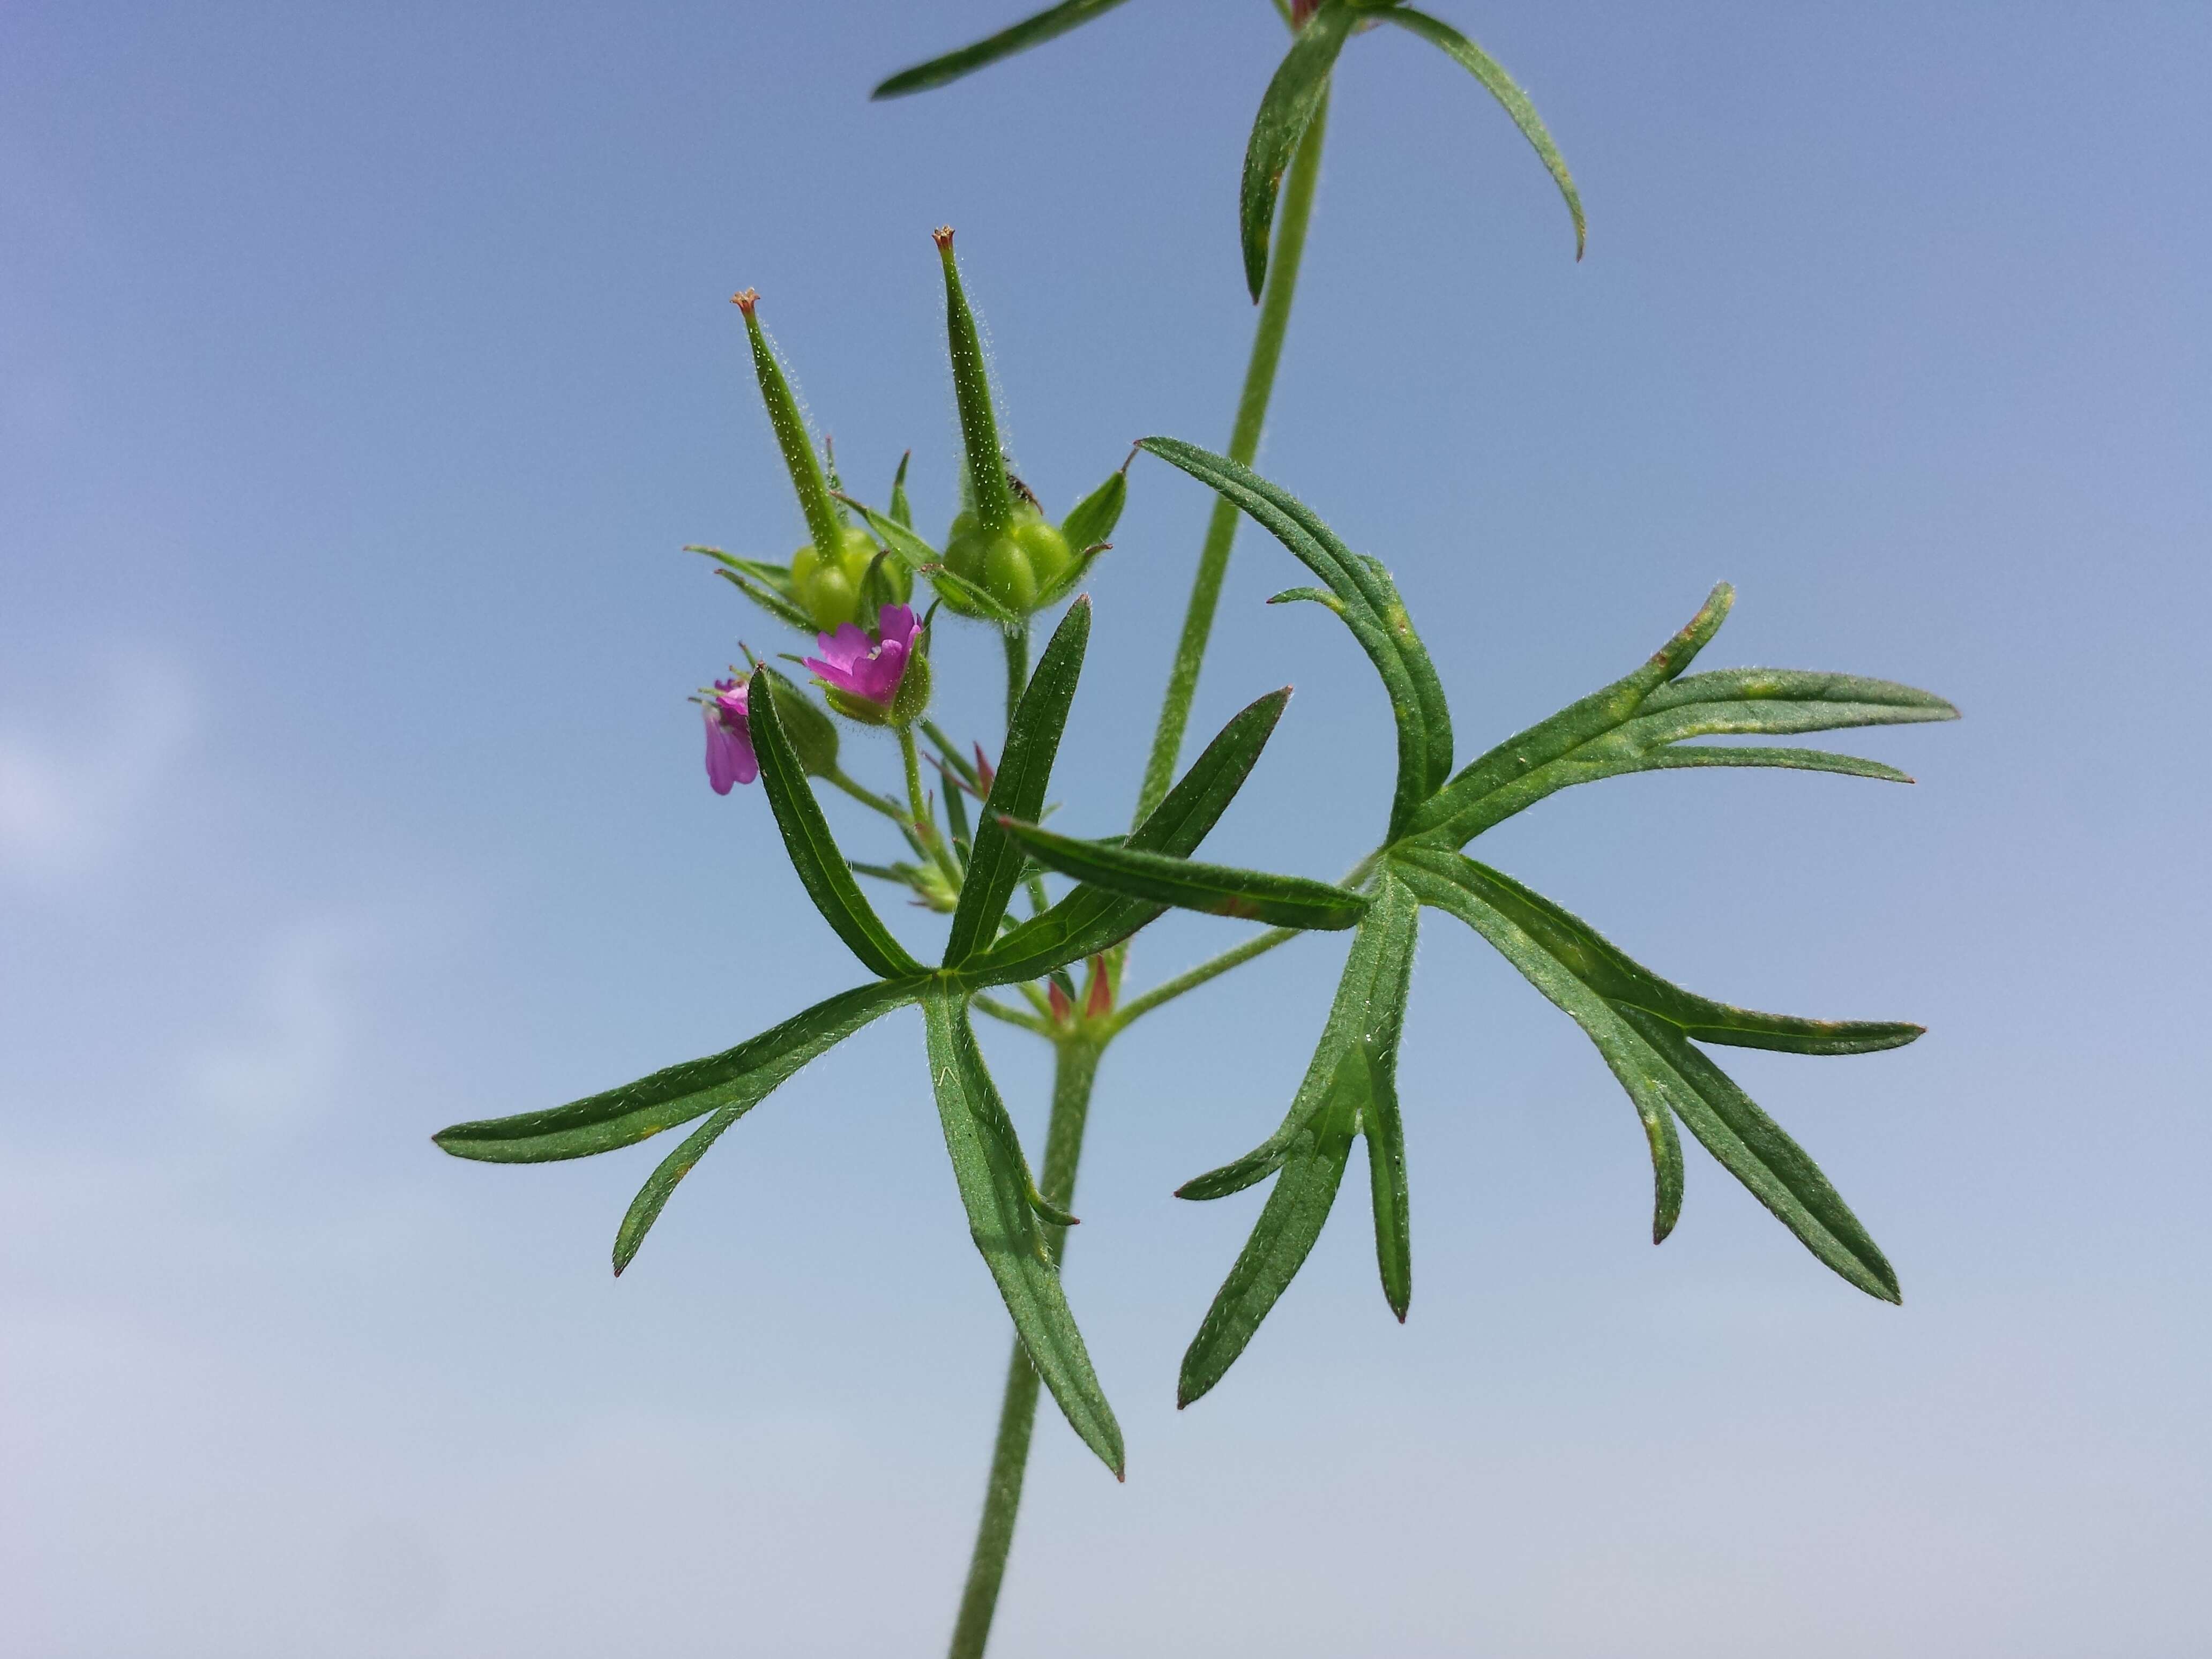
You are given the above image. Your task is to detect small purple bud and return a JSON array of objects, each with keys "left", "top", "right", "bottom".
[
  {"left": 804, "top": 603, "right": 921, "bottom": 708},
  {"left": 703, "top": 676, "right": 758, "bottom": 794}
]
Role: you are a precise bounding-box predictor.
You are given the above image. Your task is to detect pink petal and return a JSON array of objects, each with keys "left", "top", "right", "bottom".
[
  {"left": 813, "top": 622, "right": 871, "bottom": 676},
  {"left": 876, "top": 604, "right": 920, "bottom": 652},
  {"left": 703, "top": 700, "right": 758, "bottom": 792}
]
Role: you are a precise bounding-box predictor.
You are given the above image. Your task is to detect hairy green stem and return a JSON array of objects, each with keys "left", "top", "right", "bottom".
[
  {"left": 1003, "top": 623, "right": 1029, "bottom": 731},
  {"left": 1132, "top": 94, "right": 1330, "bottom": 825},
  {"left": 900, "top": 727, "right": 962, "bottom": 884},
  {"left": 947, "top": 1040, "right": 1100, "bottom": 1659}
]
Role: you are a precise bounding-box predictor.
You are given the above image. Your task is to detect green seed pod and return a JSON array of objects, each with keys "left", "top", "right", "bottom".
[
  {"left": 791, "top": 525, "right": 906, "bottom": 630},
  {"left": 943, "top": 511, "right": 988, "bottom": 582},
  {"left": 1013, "top": 517, "right": 1071, "bottom": 592},
  {"left": 982, "top": 534, "right": 1038, "bottom": 612},
  {"left": 805, "top": 566, "right": 857, "bottom": 631},
  {"left": 789, "top": 540, "right": 821, "bottom": 591}
]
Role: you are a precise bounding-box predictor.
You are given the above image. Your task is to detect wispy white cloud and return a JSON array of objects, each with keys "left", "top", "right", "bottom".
[
  {"left": 0, "top": 652, "right": 197, "bottom": 885},
  {"left": 186, "top": 919, "right": 383, "bottom": 1125}
]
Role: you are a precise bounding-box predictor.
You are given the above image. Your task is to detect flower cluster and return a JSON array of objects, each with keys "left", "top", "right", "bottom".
[{"left": 701, "top": 604, "right": 926, "bottom": 791}]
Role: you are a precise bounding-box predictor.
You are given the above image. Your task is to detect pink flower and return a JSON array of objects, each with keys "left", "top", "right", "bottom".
[
  {"left": 702, "top": 676, "right": 757, "bottom": 793},
  {"left": 804, "top": 604, "right": 920, "bottom": 708}
]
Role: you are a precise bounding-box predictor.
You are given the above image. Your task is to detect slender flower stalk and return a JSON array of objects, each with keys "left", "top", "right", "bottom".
[{"left": 899, "top": 725, "right": 963, "bottom": 886}]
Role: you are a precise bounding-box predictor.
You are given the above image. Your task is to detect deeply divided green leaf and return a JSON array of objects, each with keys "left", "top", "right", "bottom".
[
  {"left": 612, "top": 1102, "right": 744, "bottom": 1275},
  {"left": 1178, "top": 1087, "right": 1359, "bottom": 1409},
  {"left": 923, "top": 989, "right": 1125, "bottom": 1475},
  {"left": 1178, "top": 874, "right": 1419, "bottom": 1405},
  {"left": 1138, "top": 438, "right": 1452, "bottom": 834},
  {"left": 1404, "top": 852, "right": 1924, "bottom": 1056},
  {"left": 1394, "top": 846, "right": 1902, "bottom": 1298},
  {"left": 431, "top": 978, "right": 920, "bottom": 1164},
  {"left": 971, "top": 689, "right": 1292, "bottom": 984},
  {"left": 1616, "top": 1006, "right": 1900, "bottom": 1301},
  {"left": 1395, "top": 846, "right": 1686, "bottom": 1239},
  {"left": 1376, "top": 5, "right": 1587, "bottom": 258},
  {"left": 998, "top": 818, "right": 1370, "bottom": 932},
  {"left": 1406, "top": 586, "right": 1957, "bottom": 846}
]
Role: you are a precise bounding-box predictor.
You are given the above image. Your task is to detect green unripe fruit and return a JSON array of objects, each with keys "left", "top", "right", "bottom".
[
  {"left": 982, "top": 534, "right": 1038, "bottom": 612},
  {"left": 943, "top": 511, "right": 987, "bottom": 582},
  {"left": 791, "top": 525, "right": 900, "bottom": 631},
  {"left": 1013, "top": 518, "right": 1071, "bottom": 592},
  {"left": 939, "top": 505, "right": 1070, "bottom": 615},
  {"left": 805, "top": 566, "right": 857, "bottom": 631}
]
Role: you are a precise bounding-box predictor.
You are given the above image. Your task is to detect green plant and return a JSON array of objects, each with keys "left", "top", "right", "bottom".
[{"left": 433, "top": 5, "right": 1955, "bottom": 1651}]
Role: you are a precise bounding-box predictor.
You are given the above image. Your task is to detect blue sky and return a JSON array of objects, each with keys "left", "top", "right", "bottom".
[{"left": 3, "top": 2, "right": 2207, "bottom": 1654}]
